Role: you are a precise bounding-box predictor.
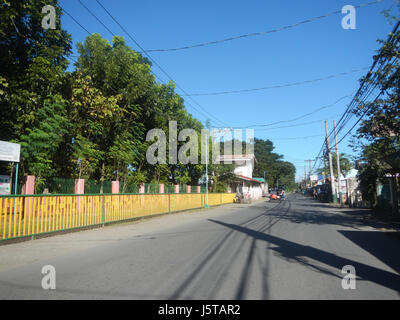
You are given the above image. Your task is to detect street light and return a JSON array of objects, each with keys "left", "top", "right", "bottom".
[
  {"left": 204, "top": 125, "right": 233, "bottom": 208},
  {"left": 204, "top": 124, "right": 234, "bottom": 208},
  {"left": 205, "top": 128, "right": 209, "bottom": 208},
  {"left": 204, "top": 121, "right": 211, "bottom": 208}
]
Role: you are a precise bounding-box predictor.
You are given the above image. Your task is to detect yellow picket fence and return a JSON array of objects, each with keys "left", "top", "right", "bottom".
[{"left": 0, "top": 193, "right": 235, "bottom": 241}]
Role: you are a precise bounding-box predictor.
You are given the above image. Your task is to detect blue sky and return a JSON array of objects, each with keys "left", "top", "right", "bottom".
[{"left": 59, "top": 0, "right": 398, "bottom": 180}]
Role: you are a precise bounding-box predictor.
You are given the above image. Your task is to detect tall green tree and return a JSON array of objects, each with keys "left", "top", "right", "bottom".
[
  {"left": 19, "top": 94, "right": 69, "bottom": 191},
  {"left": 0, "top": 0, "right": 71, "bottom": 141},
  {"left": 317, "top": 153, "right": 352, "bottom": 178},
  {"left": 69, "top": 73, "right": 121, "bottom": 182},
  {"left": 0, "top": 0, "right": 72, "bottom": 182},
  {"left": 352, "top": 11, "right": 400, "bottom": 204},
  {"left": 74, "top": 34, "right": 205, "bottom": 186},
  {"left": 252, "top": 138, "right": 296, "bottom": 189}
]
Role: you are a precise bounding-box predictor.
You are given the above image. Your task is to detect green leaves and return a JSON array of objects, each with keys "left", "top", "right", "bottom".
[
  {"left": 1, "top": 10, "right": 215, "bottom": 189},
  {"left": 352, "top": 17, "right": 400, "bottom": 205},
  {"left": 252, "top": 138, "right": 296, "bottom": 189},
  {"left": 318, "top": 153, "right": 352, "bottom": 178},
  {"left": 18, "top": 94, "right": 69, "bottom": 184}
]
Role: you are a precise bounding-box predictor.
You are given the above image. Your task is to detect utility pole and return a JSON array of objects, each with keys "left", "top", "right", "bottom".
[
  {"left": 334, "top": 120, "right": 342, "bottom": 205},
  {"left": 325, "top": 121, "right": 337, "bottom": 203},
  {"left": 264, "top": 171, "right": 267, "bottom": 194},
  {"left": 304, "top": 166, "right": 307, "bottom": 189},
  {"left": 305, "top": 160, "right": 313, "bottom": 187},
  {"left": 204, "top": 120, "right": 210, "bottom": 208},
  {"left": 205, "top": 131, "right": 209, "bottom": 208}
]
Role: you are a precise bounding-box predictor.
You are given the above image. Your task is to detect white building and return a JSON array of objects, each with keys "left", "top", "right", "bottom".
[{"left": 217, "top": 154, "right": 263, "bottom": 201}]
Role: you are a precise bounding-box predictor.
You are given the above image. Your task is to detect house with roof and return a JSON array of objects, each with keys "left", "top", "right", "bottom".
[{"left": 217, "top": 154, "right": 265, "bottom": 201}]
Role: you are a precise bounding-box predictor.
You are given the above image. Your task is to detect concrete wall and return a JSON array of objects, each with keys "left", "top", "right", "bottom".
[{"left": 233, "top": 159, "right": 254, "bottom": 178}]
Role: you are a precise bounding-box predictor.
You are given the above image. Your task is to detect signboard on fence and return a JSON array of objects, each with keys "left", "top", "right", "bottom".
[
  {"left": 0, "top": 141, "right": 20, "bottom": 162},
  {"left": 0, "top": 175, "right": 11, "bottom": 195}
]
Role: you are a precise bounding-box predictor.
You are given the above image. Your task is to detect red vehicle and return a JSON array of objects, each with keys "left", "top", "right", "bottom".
[{"left": 269, "top": 190, "right": 279, "bottom": 200}]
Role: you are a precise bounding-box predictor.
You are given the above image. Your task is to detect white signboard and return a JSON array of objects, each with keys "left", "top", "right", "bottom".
[
  {"left": 0, "top": 175, "right": 11, "bottom": 195},
  {"left": 0, "top": 141, "right": 20, "bottom": 162}
]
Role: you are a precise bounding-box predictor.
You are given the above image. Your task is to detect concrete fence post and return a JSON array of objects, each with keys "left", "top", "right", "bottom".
[
  {"left": 22, "top": 175, "right": 35, "bottom": 222},
  {"left": 139, "top": 183, "right": 145, "bottom": 194},
  {"left": 139, "top": 183, "right": 145, "bottom": 207},
  {"left": 112, "top": 181, "right": 119, "bottom": 210},
  {"left": 74, "top": 179, "right": 85, "bottom": 195},
  {"left": 111, "top": 181, "right": 119, "bottom": 194},
  {"left": 74, "top": 179, "right": 85, "bottom": 214}
]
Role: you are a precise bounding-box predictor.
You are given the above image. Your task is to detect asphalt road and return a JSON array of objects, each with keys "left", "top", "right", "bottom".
[{"left": 0, "top": 193, "right": 399, "bottom": 299}]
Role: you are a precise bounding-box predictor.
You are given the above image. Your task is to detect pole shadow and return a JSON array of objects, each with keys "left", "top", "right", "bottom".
[{"left": 208, "top": 219, "right": 400, "bottom": 294}]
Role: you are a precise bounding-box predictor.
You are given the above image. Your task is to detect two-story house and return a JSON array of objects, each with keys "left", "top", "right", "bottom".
[{"left": 217, "top": 154, "right": 263, "bottom": 201}]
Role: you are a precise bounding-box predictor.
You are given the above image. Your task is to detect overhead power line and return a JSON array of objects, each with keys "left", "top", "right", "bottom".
[
  {"left": 267, "top": 134, "right": 325, "bottom": 140},
  {"left": 91, "top": 0, "right": 229, "bottom": 128},
  {"left": 182, "top": 68, "right": 368, "bottom": 96},
  {"left": 336, "top": 58, "right": 399, "bottom": 146},
  {"left": 145, "top": 0, "right": 383, "bottom": 52},
  {"left": 327, "top": 23, "right": 400, "bottom": 148},
  {"left": 77, "top": 0, "right": 117, "bottom": 37},
  {"left": 63, "top": 1, "right": 227, "bottom": 127},
  {"left": 249, "top": 114, "right": 340, "bottom": 131},
  {"left": 311, "top": 20, "right": 400, "bottom": 173},
  {"left": 62, "top": 7, "right": 92, "bottom": 34},
  {"left": 238, "top": 93, "right": 353, "bottom": 128}
]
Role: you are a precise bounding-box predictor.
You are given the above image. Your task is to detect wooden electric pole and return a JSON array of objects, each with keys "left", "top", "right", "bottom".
[
  {"left": 305, "top": 160, "right": 313, "bottom": 187},
  {"left": 325, "top": 121, "right": 337, "bottom": 203},
  {"left": 333, "top": 120, "right": 342, "bottom": 205}
]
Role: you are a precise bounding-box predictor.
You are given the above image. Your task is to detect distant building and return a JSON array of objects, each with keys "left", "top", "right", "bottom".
[
  {"left": 217, "top": 154, "right": 263, "bottom": 201},
  {"left": 253, "top": 177, "right": 269, "bottom": 197},
  {"left": 218, "top": 154, "right": 255, "bottom": 178}
]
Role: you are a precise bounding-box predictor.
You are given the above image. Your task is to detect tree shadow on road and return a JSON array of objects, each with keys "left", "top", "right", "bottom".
[
  {"left": 208, "top": 219, "right": 400, "bottom": 294},
  {"left": 169, "top": 201, "right": 290, "bottom": 299}
]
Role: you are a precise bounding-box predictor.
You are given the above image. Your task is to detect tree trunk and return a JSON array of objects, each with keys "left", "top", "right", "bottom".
[{"left": 100, "top": 162, "right": 105, "bottom": 194}]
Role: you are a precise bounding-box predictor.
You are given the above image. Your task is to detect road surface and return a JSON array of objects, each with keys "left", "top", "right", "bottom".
[{"left": 0, "top": 193, "right": 399, "bottom": 299}]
